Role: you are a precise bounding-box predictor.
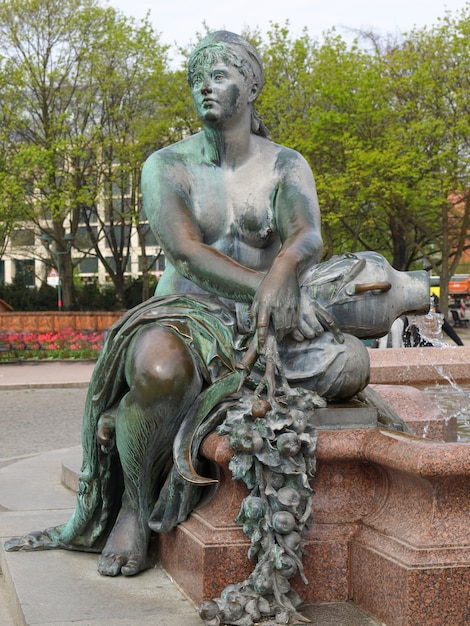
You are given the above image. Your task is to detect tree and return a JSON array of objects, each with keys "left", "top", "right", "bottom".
[
  {"left": 0, "top": 0, "right": 190, "bottom": 307},
  {"left": 3, "top": 7, "right": 470, "bottom": 312},
  {"left": 0, "top": 0, "right": 103, "bottom": 307},
  {"left": 68, "top": 6, "right": 183, "bottom": 304},
  {"left": 258, "top": 16, "right": 470, "bottom": 291},
  {"left": 258, "top": 27, "right": 408, "bottom": 261},
  {"left": 0, "top": 56, "right": 28, "bottom": 258},
  {"left": 382, "top": 9, "right": 470, "bottom": 310}
]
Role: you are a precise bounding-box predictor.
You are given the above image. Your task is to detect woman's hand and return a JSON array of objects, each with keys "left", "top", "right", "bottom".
[
  {"left": 250, "top": 264, "right": 301, "bottom": 350},
  {"left": 292, "top": 289, "right": 344, "bottom": 344},
  {"left": 251, "top": 264, "right": 345, "bottom": 350}
]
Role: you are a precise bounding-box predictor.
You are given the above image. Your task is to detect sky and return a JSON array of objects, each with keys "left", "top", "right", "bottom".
[{"left": 109, "top": 0, "right": 469, "bottom": 63}]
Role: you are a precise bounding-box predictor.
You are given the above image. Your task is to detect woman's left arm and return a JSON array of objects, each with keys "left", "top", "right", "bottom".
[{"left": 251, "top": 150, "right": 323, "bottom": 348}]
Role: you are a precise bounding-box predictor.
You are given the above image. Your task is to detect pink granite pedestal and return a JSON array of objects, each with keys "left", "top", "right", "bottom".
[
  {"left": 159, "top": 436, "right": 251, "bottom": 603},
  {"left": 159, "top": 351, "right": 470, "bottom": 626},
  {"left": 371, "top": 383, "right": 457, "bottom": 440},
  {"left": 160, "top": 428, "right": 380, "bottom": 606},
  {"left": 160, "top": 427, "right": 470, "bottom": 626},
  {"left": 351, "top": 429, "right": 470, "bottom": 626}
]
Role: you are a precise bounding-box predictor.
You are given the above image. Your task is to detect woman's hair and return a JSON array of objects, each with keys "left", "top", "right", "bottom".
[{"left": 187, "top": 31, "right": 271, "bottom": 139}]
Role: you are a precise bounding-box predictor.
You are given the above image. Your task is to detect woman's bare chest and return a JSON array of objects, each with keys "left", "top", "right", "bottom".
[{"left": 188, "top": 165, "right": 278, "bottom": 247}]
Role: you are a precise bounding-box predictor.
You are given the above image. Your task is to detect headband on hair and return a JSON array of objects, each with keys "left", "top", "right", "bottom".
[{"left": 188, "top": 31, "right": 265, "bottom": 90}]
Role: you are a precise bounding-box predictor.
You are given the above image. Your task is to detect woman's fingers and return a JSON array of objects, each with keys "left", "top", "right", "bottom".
[
  {"left": 314, "top": 303, "right": 345, "bottom": 344},
  {"left": 253, "top": 303, "right": 298, "bottom": 350},
  {"left": 295, "top": 300, "right": 345, "bottom": 344}
]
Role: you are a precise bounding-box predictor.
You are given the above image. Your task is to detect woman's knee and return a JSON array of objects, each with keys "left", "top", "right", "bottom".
[{"left": 125, "top": 325, "right": 201, "bottom": 404}]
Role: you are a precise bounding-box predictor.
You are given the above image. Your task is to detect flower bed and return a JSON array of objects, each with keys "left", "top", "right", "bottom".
[{"left": 0, "top": 329, "right": 104, "bottom": 361}]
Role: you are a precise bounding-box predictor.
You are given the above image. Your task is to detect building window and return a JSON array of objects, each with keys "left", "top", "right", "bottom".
[
  {"left": 14, "top": 259, "right": 35, "bottom": 286},
  {"left": 157, "top": 254, "right": 166, "bottom": 271},
  {"left": 104, "top": 225, "right": 131, "bottom": 246},
  {"left": 104, "top": 256, "right": 129, "bottom": 273},
  {"left": 79, "top": 257, "right": 99, "bottom": 274},
  {"left": 138, "top": 253, "right": 165, "bottom": 273},
  {"left": 11, "top": 229, "right": 35, "bottom": 247},
  {"left": 75, "top": 226, "right": 98, "bottom": 249},
  {"left": 139, "top": 223, "right": 158, "bottom": 246}
]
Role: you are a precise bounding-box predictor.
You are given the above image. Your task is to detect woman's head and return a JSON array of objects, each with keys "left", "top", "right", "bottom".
[{"left": 188, "top": 31, "right": 270, "bottom": 138}]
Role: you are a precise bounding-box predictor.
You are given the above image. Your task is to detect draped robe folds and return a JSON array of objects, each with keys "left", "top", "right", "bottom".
[{"left": 16, "top": 295, "right": 241, "bottom": 553}]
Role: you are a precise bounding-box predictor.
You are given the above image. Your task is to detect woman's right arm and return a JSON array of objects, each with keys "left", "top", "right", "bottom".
[{"left": 141, "top": 152, "right": 264, "bottom": 303}]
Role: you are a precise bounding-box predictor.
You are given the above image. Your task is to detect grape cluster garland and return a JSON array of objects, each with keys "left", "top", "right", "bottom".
[{"left": 199, "top": 388, "right": 324, "bottom": 626}]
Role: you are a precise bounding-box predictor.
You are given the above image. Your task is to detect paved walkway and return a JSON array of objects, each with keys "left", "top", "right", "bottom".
[{"left": 0, "top": 359, "right": 95, "bottom": 389}]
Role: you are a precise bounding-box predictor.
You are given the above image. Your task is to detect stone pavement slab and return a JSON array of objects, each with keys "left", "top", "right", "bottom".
[
  {"left": 0, "top": 446, "right": 205, "bottom": 626},
  {"left": 0, "top": 572, "right": 14, "bottom": 626},
  {"left": 1, "top": 547, "right": 204, "bottom": 626},
  {"left": 0, "top": 448, "right": 78, "bottom": 512}
]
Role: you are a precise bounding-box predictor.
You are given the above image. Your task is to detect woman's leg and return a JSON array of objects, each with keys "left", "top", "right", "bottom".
[{"left": 97, "top": 324, "right": 202, "bottom": 576}]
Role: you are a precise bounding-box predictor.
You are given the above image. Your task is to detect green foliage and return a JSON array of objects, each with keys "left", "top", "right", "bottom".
[
  {"left": 74, "top": 282, "right": 120, "bottom": 311},
  {"left": 257, "top": 14, "right": 470, "bottom": 273},
  {"left": 122, "top": 275, "right": 158, "bottom": 308},
  {"left": 73, "top": 276, "right": 157, "bottom": 310},
  {"left": 0, "top": 0, "right": 190, "bottom": 307},
  {"left": 0, "top": 277, "right": 57, "bottom": 311}
]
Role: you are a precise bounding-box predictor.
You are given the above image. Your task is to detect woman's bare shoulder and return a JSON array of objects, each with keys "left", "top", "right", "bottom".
[
  {"left": 253, "top": 136, "right": 309, "bottom": 167},
  {"left": 143, "top": 134, "right": 204, "bottom": 173}
]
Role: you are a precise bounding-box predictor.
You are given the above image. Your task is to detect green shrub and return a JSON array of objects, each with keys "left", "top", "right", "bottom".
[
  {"left": 0, "top": 277, "right": 57, "bottom": 311},
  {"left": 0, "top": 275, "right": 159, "bottom": 311}
]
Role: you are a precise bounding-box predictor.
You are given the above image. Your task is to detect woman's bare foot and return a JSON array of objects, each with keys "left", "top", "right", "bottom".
[{"left": 97, "top": 503, "right": 150, "bottom": 576}]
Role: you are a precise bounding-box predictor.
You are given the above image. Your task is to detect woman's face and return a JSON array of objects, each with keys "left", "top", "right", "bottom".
[{"left": 191, "top": 59, "right": 255, "bottom": 126}]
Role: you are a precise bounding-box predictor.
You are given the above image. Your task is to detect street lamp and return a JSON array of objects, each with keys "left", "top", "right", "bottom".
[{"left": 41, "top": 232, "right": 74, "bottom": 311}]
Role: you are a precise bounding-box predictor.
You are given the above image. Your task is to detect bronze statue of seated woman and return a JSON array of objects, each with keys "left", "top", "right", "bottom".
[{"left": 4, "top": 32, "right": 428, "bottom": 585}]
